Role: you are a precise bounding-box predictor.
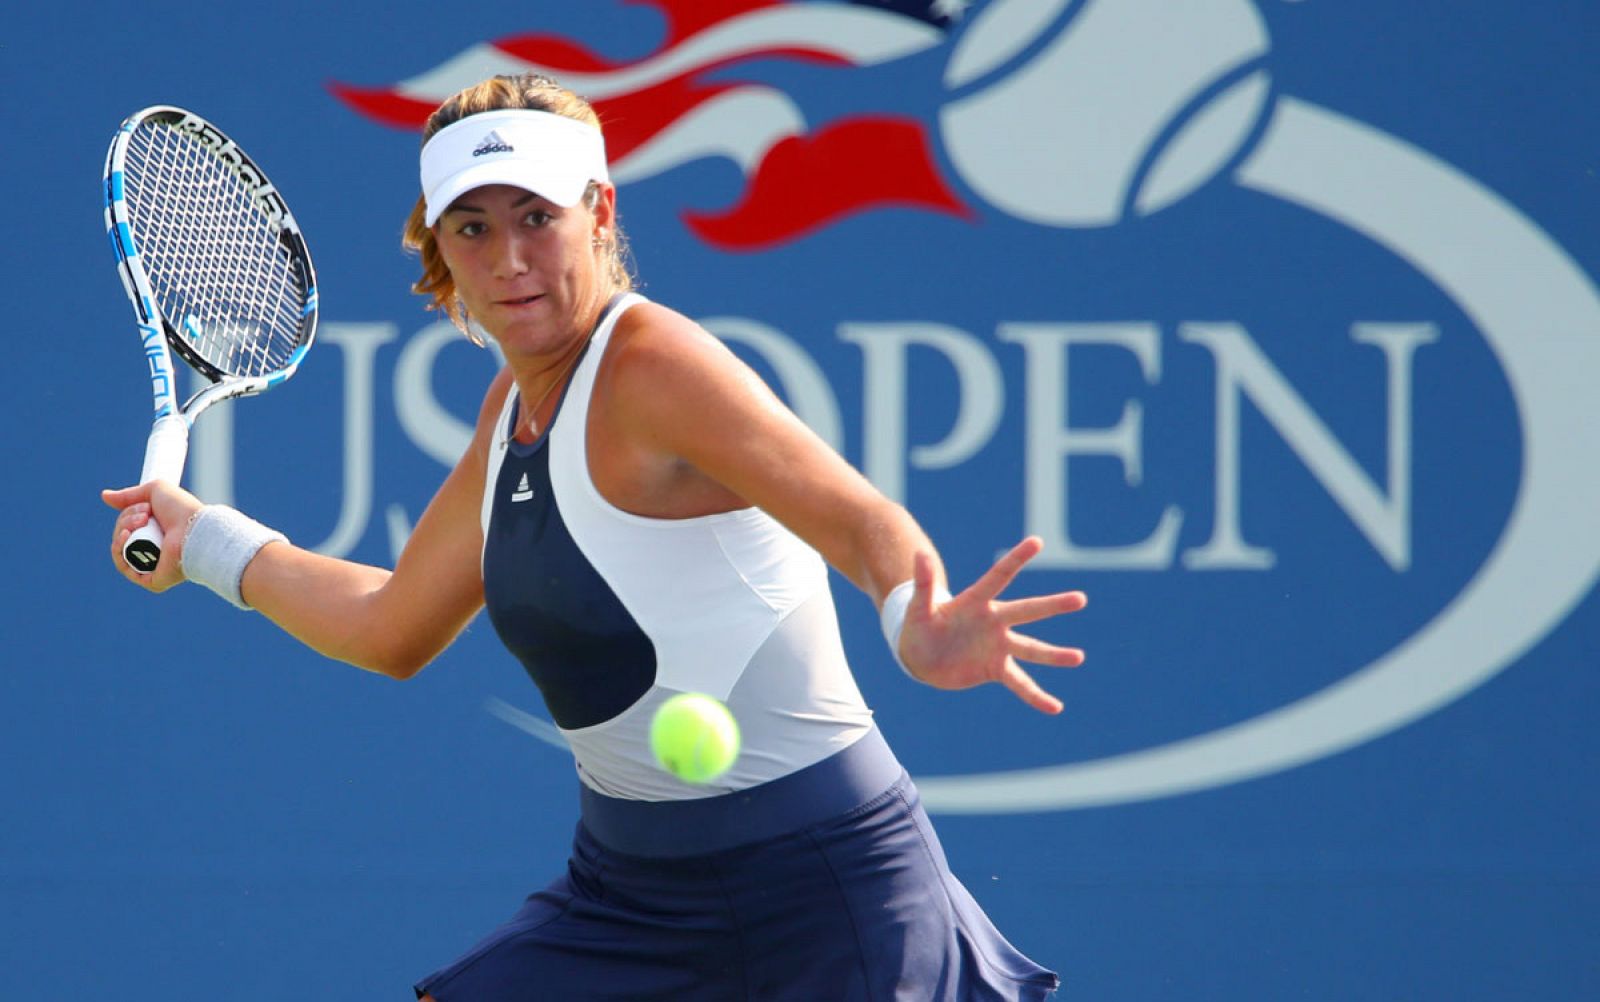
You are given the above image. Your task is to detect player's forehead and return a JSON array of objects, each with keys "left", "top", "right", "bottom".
[{"left": 441, "top": 184, "right": 555, "bottom": 215}]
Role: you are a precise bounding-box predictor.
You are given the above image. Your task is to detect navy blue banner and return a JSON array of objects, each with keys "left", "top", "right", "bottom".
[{"left": 7, "top": 2, "right": 1598, "bottom": 998}]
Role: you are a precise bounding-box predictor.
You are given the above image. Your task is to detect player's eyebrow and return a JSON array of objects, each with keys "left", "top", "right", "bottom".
[{"left": 444, "top": 191, "right": 545, "bottom": 217}]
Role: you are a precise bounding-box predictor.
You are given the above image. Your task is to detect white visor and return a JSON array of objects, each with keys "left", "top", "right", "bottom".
[{"left": 420, "top": 109, "right": 609, "bottom": 226}]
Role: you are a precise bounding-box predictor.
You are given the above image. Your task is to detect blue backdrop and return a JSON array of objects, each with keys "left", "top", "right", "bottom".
[{"left": 6, "top": 2, "right": 1598, "bottom": 999}]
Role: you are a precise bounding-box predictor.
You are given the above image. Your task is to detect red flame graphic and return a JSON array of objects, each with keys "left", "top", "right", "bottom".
[{"left": 330, "top": 0, "right": 970, "bottom": 250}]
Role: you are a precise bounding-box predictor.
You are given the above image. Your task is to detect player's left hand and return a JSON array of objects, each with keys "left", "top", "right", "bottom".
[{"left": 896, "top": 536, "right": 1086, "bottom": 714}]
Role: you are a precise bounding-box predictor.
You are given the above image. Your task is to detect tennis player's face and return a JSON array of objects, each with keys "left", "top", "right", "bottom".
[{"left": 434, "top": 183, "right": 610, "bottom": 358}]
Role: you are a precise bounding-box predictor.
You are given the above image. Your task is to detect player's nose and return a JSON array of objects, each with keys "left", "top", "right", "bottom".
[{"left": 489, "top": 228, "right": 534, "bottom": 278}]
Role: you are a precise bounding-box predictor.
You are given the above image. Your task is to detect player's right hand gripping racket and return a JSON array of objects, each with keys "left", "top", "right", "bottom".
[{"left": 104, "top": 106, "right": 317, "bottom": 573}]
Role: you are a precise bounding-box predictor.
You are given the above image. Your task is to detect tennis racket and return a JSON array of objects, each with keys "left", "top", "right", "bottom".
[{"left": 103, "top": 106, "right": 317, "bottom": 573}]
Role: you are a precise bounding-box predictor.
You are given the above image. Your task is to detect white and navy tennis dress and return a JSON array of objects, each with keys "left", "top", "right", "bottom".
[{"left": 415, "top": 294, "right": 1059, "bottom": 1001}]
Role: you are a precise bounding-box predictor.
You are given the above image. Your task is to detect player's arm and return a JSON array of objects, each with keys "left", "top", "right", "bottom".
[
  {"left": 105, "top": 370, "right": 508, "bottom": 679},
  {"left": 603, "top": 304, "right": 1086, "bottom": 712},
  {"left": 604, "top": 304, "right": 930, "bottom": 605},
  {"left": 238, "top": 423, "right": 489, "bottom": 677}
]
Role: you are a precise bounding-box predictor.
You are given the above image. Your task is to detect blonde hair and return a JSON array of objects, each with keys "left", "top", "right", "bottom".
[{"left": 401, "top": 74, "right": 635, "bottom": 341}]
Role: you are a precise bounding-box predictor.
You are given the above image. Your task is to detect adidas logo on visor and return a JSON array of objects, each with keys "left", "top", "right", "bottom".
[{"left": 473, "top": 130, "right": 514, "bottom": 157}]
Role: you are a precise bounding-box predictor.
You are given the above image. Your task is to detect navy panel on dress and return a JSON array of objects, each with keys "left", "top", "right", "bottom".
[{"left": 482, "top": 419, "right": 658, "bottom": 730}]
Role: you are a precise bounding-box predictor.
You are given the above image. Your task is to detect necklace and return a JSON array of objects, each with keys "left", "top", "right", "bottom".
[{"left": 504, "top": 330, "right": 593, "bottom": 448}]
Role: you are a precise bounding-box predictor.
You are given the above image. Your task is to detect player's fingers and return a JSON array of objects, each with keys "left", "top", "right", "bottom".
[
  {"left": 100, "top": 483, "right": 163, "bottom": 512},
  {"left": 968, "top": 536, "right": 1044, "bottom": 601},
  {"left": 1001, "top": 660, "right": 1064, "bottom": 715},
  {"left": 998, "top": 590, "right": 1087, "bottom": 626},
  {"left": 101, "top": 484, "right": 151, "bottom": 509},
  {"left": 110, "top": 506, "right": 152, "bottom": 577},
  {"left": 112, "top": 501, "right": 151, "bottom": 534},
  {"left": 1007, "top": 630, "right": 1085, "bottom": 668}
]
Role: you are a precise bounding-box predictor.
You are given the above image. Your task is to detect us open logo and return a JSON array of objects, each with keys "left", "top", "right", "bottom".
[{"left": 324, "top": 0, "right": 1600, "bottom": 812}]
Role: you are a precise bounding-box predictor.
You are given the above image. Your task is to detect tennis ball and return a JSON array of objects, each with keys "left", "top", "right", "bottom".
[{"left": 650, "top": 692, "right": 741, "bottom": 784}]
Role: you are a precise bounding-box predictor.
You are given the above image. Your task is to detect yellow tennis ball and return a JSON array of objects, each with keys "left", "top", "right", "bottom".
[{"left": 650, "top": 692, "right": 741, "bottom": 784}]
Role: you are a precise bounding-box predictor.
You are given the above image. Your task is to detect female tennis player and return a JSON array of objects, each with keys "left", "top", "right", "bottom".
[{"left": 103, "top": 73, "right": 1086, "bottom": 1000}]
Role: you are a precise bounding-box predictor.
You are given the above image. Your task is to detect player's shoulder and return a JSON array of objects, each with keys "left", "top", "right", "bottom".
[
  {"left": 605, "top": 298, "right": 736, "bottom": 387},
  {"left": 612, "top": 298, "right": 711, "bottom": 350},
  {"left": 600, "top": 297, "right": 775, "bottom": 452}
]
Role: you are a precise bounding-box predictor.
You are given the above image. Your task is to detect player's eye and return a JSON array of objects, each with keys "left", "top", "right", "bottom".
[
  {"left": 454, "top": 220, "right": 486, "bottom": 238},
  {"left": 524, "top": 209, "right": 553, "bottom": 227}
]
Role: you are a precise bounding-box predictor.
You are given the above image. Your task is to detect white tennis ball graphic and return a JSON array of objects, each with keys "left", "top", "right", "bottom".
[{"left": 939, "top": 0, "right": 1273, "bottom": 227}]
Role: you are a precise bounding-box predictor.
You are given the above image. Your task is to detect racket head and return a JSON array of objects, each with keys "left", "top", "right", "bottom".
[{"left": 103, "top": 106, "right": 318, "bottom": 388}]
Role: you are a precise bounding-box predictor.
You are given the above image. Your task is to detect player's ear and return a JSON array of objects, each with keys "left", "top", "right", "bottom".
[{"left": 588, "top": 182, "right": 616, "bottom": 241}]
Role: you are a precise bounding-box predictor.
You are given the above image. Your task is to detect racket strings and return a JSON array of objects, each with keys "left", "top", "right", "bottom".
[{"left": 123, "top": 122, "right": 309, "bottom": 378}]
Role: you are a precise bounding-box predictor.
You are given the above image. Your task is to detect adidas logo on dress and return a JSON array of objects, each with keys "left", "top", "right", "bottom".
[{"left": 511, "top": 473, "right": 534, "bottom": 502}]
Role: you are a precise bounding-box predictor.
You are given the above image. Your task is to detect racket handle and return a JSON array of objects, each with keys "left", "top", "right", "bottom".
[
  {"left": 123, "top": 415, "right": 191, "bottom": 574},
  {"left": 123, "top": 522, "right": 166, "bottom": 574}
]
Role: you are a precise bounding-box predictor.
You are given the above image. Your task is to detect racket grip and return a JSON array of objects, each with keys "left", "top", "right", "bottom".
[
  {"left": 123, "top": 415, "right": 191, "bottom": 574},
  {"left": 123, "top": 521, "right": 166, "bottom": 575}
]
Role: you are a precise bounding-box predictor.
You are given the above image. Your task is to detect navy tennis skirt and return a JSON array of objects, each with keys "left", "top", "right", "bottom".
[{"left": 415, "top": 728, "right": 1060, "bottom": 1000}]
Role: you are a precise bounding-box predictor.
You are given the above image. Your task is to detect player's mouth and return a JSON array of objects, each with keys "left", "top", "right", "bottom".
[{"left": 498, "top": 294, "right": 545, "bottom": 308}]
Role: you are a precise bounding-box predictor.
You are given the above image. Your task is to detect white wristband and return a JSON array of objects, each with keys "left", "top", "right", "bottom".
[
  {"left": 879, "top": 579, "right": 953, "bottom": 676},
  {"left": 180, "top": 505, "right": 287, "bottom": 610}
]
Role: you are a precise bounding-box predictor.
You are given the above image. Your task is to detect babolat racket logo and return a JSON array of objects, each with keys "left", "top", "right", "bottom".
[
  {"left": 171, "top": 114, "right": 289, "bottom": 228},
  {"left": 472, "top": 130, "right": 514, "bottom": 156}
]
